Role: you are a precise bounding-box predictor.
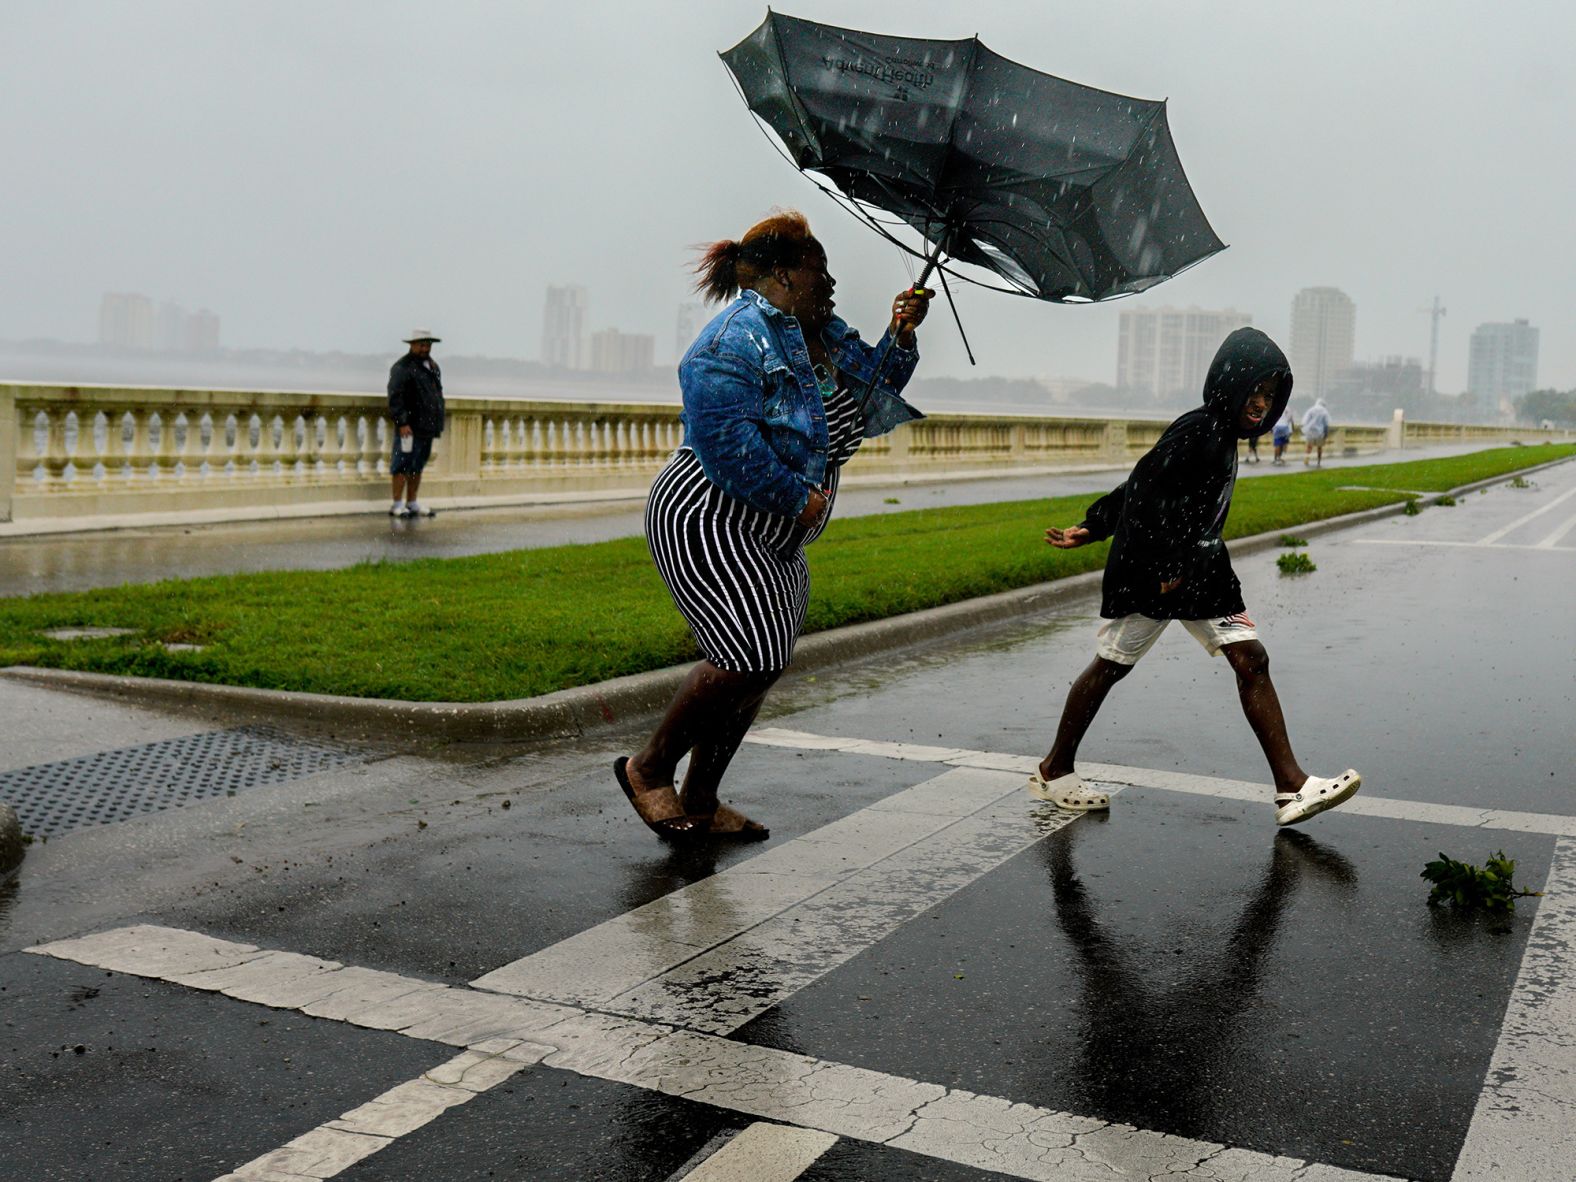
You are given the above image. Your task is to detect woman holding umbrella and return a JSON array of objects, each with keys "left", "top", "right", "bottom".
[{"left": 616, "top": 210, "right": 931, "bottom": 842}]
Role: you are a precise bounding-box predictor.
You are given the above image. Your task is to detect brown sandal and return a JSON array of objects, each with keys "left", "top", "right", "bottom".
[
  {"left": 688, "top": 803, "right": 770, "bottom": 842},
  {"left": 614, "top": 757, "right": 698, "bottom": 842}
]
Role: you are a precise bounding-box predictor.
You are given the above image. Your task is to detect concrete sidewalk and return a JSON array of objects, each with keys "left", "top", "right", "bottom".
[{"left": 0, "top": 439, "right": 1503, "bottom": 597}]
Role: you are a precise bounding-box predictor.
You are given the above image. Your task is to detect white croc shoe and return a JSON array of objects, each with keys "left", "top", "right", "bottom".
[
  {"left": 1276, "top": 770, "right": 1361, "bottom": 827},
  {"left": 1026, "top": 772, "right": 1109, "bottom": 812}
]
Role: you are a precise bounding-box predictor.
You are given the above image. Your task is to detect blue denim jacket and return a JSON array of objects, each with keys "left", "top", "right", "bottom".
[{"left": 678, "top": 290, "right": 923, "bottom": 518}]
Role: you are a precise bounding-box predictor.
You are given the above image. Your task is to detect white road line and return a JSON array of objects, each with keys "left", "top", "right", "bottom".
[
  {"left": 678, "top": 1122, "right": 837, "bottom": 1182},
  {"left": 26, "top": 925, "right": 1403, "bottom": 1182},
  {"left": 1352, "top": 538, "right": 1576, "bottom": 552},
  {"left": 1533, "top": 511, "right": 1576, "bottom": 549},
  {"left": 475, "top": 767, "right": 1080, "bottom": 1034},
  {"left": 214, "top": 1042, "right": 541, "bottom": 1181},
  {"left": 1452, "top": 837, "right": 1576, "bottom": 1180},
  {"left": 1475, "top": 483, "right": 1576, "bottom": 545},
  {"left": 745, "top": 728, "right": 1576, "bottom": 837}
]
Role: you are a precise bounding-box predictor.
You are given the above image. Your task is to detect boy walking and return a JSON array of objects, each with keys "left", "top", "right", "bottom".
[{"left": 1032, "top": 328, "right": 1360, "bottom": 826}]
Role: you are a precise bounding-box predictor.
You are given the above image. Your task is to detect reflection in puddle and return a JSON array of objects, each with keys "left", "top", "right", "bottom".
[{"left": 1042, "top": 822, "right": 1359, "bottom": 1137}]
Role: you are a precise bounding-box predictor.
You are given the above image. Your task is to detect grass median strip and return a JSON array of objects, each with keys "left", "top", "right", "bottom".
[{"left": 1, "top": 444, "right": 1570, "bottom": 702}]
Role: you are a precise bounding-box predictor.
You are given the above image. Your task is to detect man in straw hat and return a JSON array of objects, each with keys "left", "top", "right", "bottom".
[{"left": 386, "top": 330, "right": 445, "bottom": 517}]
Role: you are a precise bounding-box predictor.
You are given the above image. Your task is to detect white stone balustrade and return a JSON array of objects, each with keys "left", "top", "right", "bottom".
[{"left": 0, "top": 382, "right": 1568, "bottom": 530}]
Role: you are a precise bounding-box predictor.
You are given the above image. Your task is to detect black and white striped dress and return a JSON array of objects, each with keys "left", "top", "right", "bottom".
[{"left": 645, "top": 381, "right": 865, "bottom": 673}]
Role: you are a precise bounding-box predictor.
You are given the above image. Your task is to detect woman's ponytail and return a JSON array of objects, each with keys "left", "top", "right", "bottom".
[
  {"left": 693, "top": 240, "right": 743, "bottom": 303},
  {"left": 691, "top": 209, "right": 815, "bottom": 304}
]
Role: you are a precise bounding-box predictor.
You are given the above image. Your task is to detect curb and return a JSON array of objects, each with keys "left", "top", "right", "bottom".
[
  {"left": 0, "top": 570, "right": 1104, "bottom": 745},
  {"left": 3, "top": 458, "right": 1569, "bottom": 744},
  {"left": 0, "top": 803, "right": 23, "bottom": 882}
]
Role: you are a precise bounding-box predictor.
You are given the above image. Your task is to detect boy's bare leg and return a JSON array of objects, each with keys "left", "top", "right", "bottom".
[
  {"left": 1039, "top": 656, "right": 1131, "bottom": 781},
  {"left": 1221, "top": 640, "right": 1308, "bottom": 794}
]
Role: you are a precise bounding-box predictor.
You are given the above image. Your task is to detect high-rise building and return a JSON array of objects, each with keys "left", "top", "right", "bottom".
[
  {"left": 98, "top": 292, "right": 156, "bottom": 349},
  {"left": 156, "top": 300, "right": 187, "bottom": 351},
  {"left": 185, "top": 308, "right": 221, "bottom": 352},
  {"left": 589, "top": 328, "right": 655, "bottom": 374},
  {"left": 1288, "top": 287, "right": 1356, "bottom": 400},
  {"left": 541, "top": 285, "right": 588, "bottom": 370},
  {"left": 1467, "top": 319, "right": 1539, "bottom": 418},
  {"left": 676, "top": 301, "right": 709, "bottom": 361},
  {"left": 1329, "top": 356, "right": 1425, "bottom": 421},
  {"left": 1116, "top": 306, "right": 1252, "bottom": 402}
]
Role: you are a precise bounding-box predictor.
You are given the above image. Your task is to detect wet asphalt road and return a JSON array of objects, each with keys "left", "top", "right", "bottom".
[{"left": 1, "top": 458, "right": 1573, "bottom": 1180}]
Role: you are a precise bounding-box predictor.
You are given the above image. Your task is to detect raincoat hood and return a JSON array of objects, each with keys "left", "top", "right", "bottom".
[{"left": 1202, "top": 327, "right": 1293, "bottom": 439}]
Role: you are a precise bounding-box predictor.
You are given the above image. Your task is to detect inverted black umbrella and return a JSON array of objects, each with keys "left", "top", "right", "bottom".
[{"left": 721, "top": 11, "right": 1226, "bottom": 313}]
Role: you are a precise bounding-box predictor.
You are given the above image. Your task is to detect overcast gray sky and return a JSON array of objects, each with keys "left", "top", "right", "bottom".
[{"left": 5, "top": 1, "right": 1572, "bottom": 393}]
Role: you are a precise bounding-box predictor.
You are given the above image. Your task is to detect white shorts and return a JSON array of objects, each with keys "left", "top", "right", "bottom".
[{"left": 1096, "top": 611, "right": 1259, "bottom": 665}]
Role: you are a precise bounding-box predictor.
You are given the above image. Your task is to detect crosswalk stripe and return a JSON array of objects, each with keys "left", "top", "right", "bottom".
[
  {"left": 1451, "top": 837, "right": 1576, "bottom": 1180},
  {"left": 744, "top": 728, "right": 1576, "bottom": 837},
  {"left": 473, "top": 767, "right": 1080, "bottom": 1034},
  {"left": 675, "top": 1123, "right": 838, "bottom": 1182},
  {"left": 214, "top": 1044, "right": 539, "bottom": 1181},
  {"left": 26, "top": 923, "right": 1404, "bottom": 1182}
]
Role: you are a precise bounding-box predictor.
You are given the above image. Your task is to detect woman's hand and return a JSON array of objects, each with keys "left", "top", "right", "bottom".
[
  {"left": 796, "top": 487, "right": 829, "bottom": 527},
  {"left": 889, "top": 286, "right": 932, "bottom": 348},
  {"left": 1159, "top": 577, "right": 1183, "bottom": 595},
  {"left": 1044, "top": 525, "right": 1091, "bottom": 549}
]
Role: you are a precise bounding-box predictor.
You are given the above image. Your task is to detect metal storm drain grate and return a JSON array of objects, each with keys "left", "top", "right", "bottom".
[{"left": 0, "top": 726, "right": 369, "bottom": 839}]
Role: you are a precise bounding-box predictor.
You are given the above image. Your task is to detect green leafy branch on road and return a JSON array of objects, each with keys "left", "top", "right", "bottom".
[
  {"left": 0, "top": 444, "right": 1570, "bottom": 702},
  {"left": 1276, "top": 552, "right": 1317, "bottom": 575},
  {"left": 1422, "top": 851, "right": 1542, "bottom": 912}
]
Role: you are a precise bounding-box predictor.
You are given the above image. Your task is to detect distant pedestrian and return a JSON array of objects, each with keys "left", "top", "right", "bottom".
[
  {"left": 387, "top": 331, "right": 445, "bottom": 517},
  {"left": 1245, "top": 433, "right": 1261, "bottom": 463},
  {"left": 1271, "top": 408, "right": 1293, "bottom": 464},
  {"left": 1033, "top": 328, "right": 1361, "bottom": 827},
  {"left": 617, "top": 210, "right": 930, "bottom": 843},
  {"left": 1301, "top": 397, "right": 1331, "bottom": 467}
]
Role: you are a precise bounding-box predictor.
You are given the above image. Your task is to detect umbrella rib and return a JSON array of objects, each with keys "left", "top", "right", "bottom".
[
  {"left": 819, "top": 183, "right": 1033, "bottom": 298},
  {"left": 762, "top": 16, "right": 820, "bottom": 160},
  {"left": 932, "top": 34, "right": 985, "bottom": 240}
]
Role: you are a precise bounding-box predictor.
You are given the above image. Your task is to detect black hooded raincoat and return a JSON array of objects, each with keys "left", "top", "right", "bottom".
[{"left": 1079, "top": 327, "right": 1293, "bottom": 621}]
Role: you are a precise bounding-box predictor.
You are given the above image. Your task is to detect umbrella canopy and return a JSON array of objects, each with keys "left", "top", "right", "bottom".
[{"left": 722, "top": 12, "right": 1226, "bottom": 303}]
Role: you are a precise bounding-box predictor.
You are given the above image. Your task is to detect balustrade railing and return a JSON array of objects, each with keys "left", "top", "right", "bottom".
[{"left": 1, "top": 382, "right": 1568, "bottom": 529}]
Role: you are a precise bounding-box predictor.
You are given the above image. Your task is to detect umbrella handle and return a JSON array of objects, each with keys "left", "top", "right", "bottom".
[
  {"left": 914, "top": 238, "right": 947, "bottom": 290},
  {"left": 895, "top": 237, "right": 947, "bottom": 330},
  {"left": 894, "top": 286, "right": 929, "bottom": 330}
]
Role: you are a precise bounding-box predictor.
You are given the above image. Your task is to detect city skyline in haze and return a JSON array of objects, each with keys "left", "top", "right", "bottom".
[{"left": 3, "top": 2, "right": 1572, "bottom": 395}]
